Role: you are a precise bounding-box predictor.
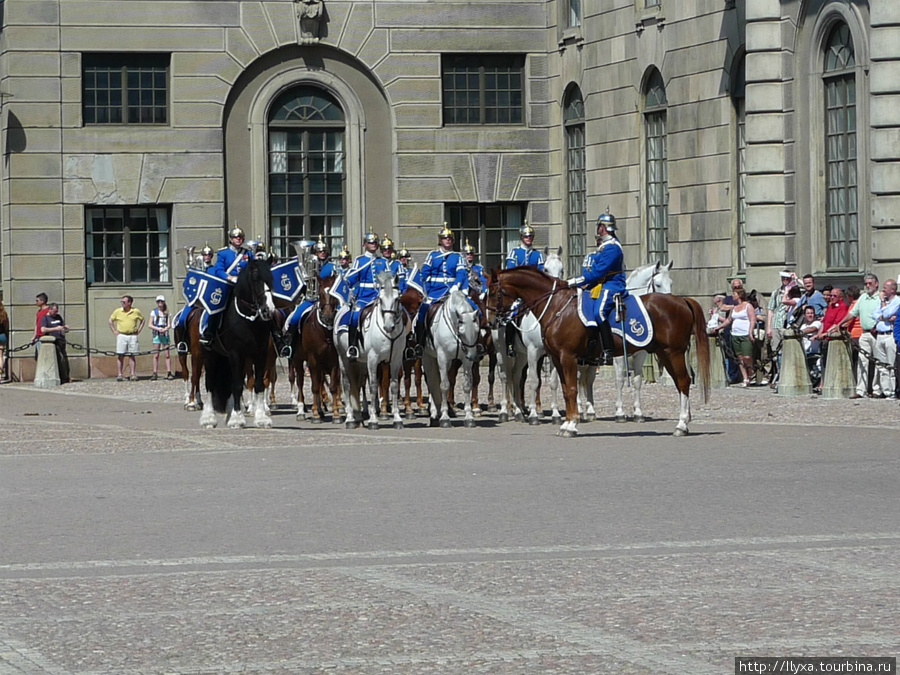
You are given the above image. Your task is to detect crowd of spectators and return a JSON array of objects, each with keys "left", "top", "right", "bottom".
[{"left": 708, "top": 271, "right": 899, "bottom": 399}]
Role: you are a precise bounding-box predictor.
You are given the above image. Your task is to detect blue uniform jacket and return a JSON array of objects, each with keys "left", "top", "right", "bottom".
[
  {"left": 422, "top": 249, "right": 468, "bottom": 302},
  {"left": 212, "top": 245, "right": 255, "bottom": 282},
  {"left": 576, "top": 236, "right": 627, "bottom": 322},
  {"left": 506, "top": 245, "right": 545, "bottom": 270},
  {"left": 345, "top": 252, "right": 392, "bottom": 308},
  {"left": 319, "top": 260, "right": 336, "bottom": 280},
  {"left": 471, "top": 263, "right": 488, "bottom": 294}
]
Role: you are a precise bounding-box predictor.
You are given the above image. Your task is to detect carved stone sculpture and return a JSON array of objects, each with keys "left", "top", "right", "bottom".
[{"left": 296, "top": 0, "right": 324, "bottom": 45}]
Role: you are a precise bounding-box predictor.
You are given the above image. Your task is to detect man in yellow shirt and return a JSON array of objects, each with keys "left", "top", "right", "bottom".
[{"left": 108, "top": 295, "right": 145, "bottom": 381}]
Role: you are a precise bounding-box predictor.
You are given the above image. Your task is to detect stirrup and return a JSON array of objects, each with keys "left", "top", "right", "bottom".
[
  {"left": 599, "top": 350, "right": 615, "bottom": 366},
  {"left": 404, "top": 346, "right": 417, "bottom": 361},
  {"left": 414, "top": 344, "right": 424, "bottom": 358},
  {"left": 347, "top": 345, "right": 360, "bottom": 361},
  {"left": 176, "top": 341, "right": 189, "bottom": 355},
  {"left": 198, "top": 333, "right": 212, "bottom": 346},
  {"left": 279, "top": 345, "right": 292, "bottom": 359}
]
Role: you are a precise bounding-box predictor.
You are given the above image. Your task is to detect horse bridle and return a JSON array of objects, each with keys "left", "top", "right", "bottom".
[{"left": 233, "top": 270, "right": 271, "bottom": 321}]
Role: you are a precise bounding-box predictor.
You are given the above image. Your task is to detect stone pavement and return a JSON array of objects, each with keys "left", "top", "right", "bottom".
[{"left": 0, "top": 379, "right": 897, "bottom": 674}]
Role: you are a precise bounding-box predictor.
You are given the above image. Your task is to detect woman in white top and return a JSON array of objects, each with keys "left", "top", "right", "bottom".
[{"left": 714, "top": 287, "right": 756, "bottom": 387}]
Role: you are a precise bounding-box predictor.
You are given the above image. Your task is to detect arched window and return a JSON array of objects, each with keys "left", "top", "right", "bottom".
[
  {"left": 268, "top": 86, "right": 346, "bottom": 259},
  {"left": 732, "top": 54, "right": 747, "bottom": 272},
  {"left": 644, "top": 70, "right": 668, "bottom": 264},
  {"left": 564, "top": 86, "right": 586, "bottom": 276},
  {"left": 823, "top": 23, "right": 857, "bottom": 270}
]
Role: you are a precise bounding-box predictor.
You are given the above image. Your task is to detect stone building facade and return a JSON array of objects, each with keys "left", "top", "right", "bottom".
[{"left": 0, "top": 0, "right": 895, "bottom": 379}]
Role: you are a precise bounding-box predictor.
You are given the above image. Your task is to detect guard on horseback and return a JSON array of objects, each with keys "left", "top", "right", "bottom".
[
  {"left": 503, "top": 222, "right": 545, "bottom": 357},
  {"left": 283, "top": 235, "right": 336, "bottom": 355},
  {"left": 464, "top": 240, "right": 488, "bottom": 297},
  {"left": 412, "top": 224, "right": 470, "bottom": 357},
  {"left": 397, "top": 243, "right": 413, "bottom": 293},
  {"left": 173, "top": 244, "right": 217, "bottom": 348},
  {"left": 337, "top": 245, "right": 352, "bottom": 277},
  {"left": 196, "top": 227, "right": 256, "bottom": 346},
  {"left": 566, "top": 209, "right": 627, "bottom": 366},
  {"left": 336, "top": 231, "right": 393, "bottom": 361},
  {"left": 381, "top": 235, "right": 408, "bottom": 293}
]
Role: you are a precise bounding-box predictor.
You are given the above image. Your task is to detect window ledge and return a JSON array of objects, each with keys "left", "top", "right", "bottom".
[
  {"left": 635, "top": 9, "right": 665, "bottom": 34},
  {"left": 558, "top": 28, "right": 584, "bottom": 51}
]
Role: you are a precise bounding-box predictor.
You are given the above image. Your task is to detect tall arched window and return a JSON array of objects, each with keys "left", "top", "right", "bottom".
[
  {"left": 564, "top": 86, "right": 586, "bottom": 276},
  {"left": 823, "top": 23, "right": 857, "bottom": 270},
  {"left": 732, "top": 54, "right": 747, "bottom": 272},
  {"left": 268, "top": 86, "right": 346, "bottom": 259},
  {"left": 644, "top": 70, "right": 668, "bottom": 264}
]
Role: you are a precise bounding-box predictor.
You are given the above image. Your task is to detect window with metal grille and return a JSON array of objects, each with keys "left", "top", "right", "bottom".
[
  {"left": 442, "top": 55, "right": 525, "bottom": 125},
  {"left": 86, "top": 206, "right": 171, "bottom": 284},
  {"left": 444, "top": 203, "right": 527, "bottom": 273},
  {"left": 824, "top": 23, "right": 858, "bottom": 271},
  {"left": 268, "top": 86, "right": 346, "bottom": 260},
  {"left": 565, "top": 87, "right": 586, "bottom": 277},
  {"left": 645, "top": 70, "right": 668, "bottom": 265},
  {"left": 82, "top": 54, "right": 168, "bottom": 125}
]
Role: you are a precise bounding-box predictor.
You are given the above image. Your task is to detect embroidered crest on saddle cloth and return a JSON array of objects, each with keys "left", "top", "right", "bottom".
[{"left": 577, "top": 290, "right": 654, "bottom": 349}]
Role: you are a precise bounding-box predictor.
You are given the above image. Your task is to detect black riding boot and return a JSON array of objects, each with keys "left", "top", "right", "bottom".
[
  {"left": 597, "top": 320, "right": 615, "bottom": 366},
  {"left": 413, "top": 319, "right": 426, "bottom": 358},
  {"left": 505, "top": 322, "right": 517, "bottom": 358},
  {"left": 347, "top": 323, "right": 360, "bottom": 361},
  {"left": 275, "top": 328, "right": 292, "bottom": 359}
]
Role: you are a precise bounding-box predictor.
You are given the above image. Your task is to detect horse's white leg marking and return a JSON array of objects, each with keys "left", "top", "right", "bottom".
[
  {"left": 462, "top": 358, "right": 475, "bottom": 428},
  {"left": 631, "top": 351, "right": 646, "bottom": 421},
  {"left": 674, "top": 391, "right": 691, "bottom": 436},
  {"left": 366, "top": 352, "right": 381, "bottom": 430},
  {"left": 254, "top": 390, "right": 273, "bottom": 428},
  {"left": 227, "top": 395, "right": 246, "bottom": 429},
  {"left": 438, "top": 350, "right": 452, "bottom": 425},
  {"left": 525, "top": 342, "right": 543, "bottom": 423},
  {"left": 549, "top": 366, "right": 562, "bottom": 421},
  {"left": 614, "top": 357, "right": 626, "bottom": 421},
  {"left": 199, "top": 401, "right": 217, "bottom": 428}
]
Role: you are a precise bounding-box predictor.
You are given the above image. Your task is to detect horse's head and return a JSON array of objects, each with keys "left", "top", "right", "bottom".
[
  {"left": 653, "top": 260, "right": 674, "bottom": 294},
  {"left": 448, "top": 289, "right": 480, "bottom": 362},
  {"left": 318, "top": 276, "right": 339, "bottom": 327},
  {"left": 375, "top": 270, "right": 401, "bottom": 333},
  {"left": 626, "top": 260, "right": 673, "bottom": 295},
  {"left": 486, "top": 268, "right": 520, "bottom": 327},
  {"left": 543, "top": 245, "right": 565, "bottom": 280},
  {"left": 235, "top": 258, "right": 276, "bottom": 321}
]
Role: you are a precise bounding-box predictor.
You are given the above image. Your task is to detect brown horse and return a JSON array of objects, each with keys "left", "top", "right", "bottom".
[
  {"left": 291, "top": 276, "right": 341, "bottom": 423},
  {"left": 174, "top": 307, "right": 204, "bottom": 410},
  {"left": 489, "top": 267, "right": 710, "bottom": 437},
  {"left": 398, "top": 285, "right": 426, "bottom": 415}
]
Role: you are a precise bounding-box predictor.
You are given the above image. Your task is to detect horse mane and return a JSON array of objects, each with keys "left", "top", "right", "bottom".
[
  {"left": 234, "top": 257, "right": 273, "bottom": 297},
  {"left": 375, "top": 270, "right": 395, "bottom": 287}
]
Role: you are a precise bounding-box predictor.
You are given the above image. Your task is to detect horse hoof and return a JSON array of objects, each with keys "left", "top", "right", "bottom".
[
  {"left": 429, "top": 418, "right": 439, "bottom": 428},
  {"left": 393, "top": 421, "right": 404, "bottom": 430},
  {"left": 615, "top": 415, "right": 627, "bottom": 423},
  {"left": 379, "top": 413, "right": 390, "bottom": 421},
  {"left": 498, "top": 413, "right": 509, "bottom": 424},
  {"left": 551, "top": 414, "right": 561, "bottom": 424},
  {"left": 345, "top": 420, "right": 359, "bottom": 430},
  {"left": 583, "top": 413, "right": 596, "bottom": 423},
  {"left": 406, "top": 411, "right": 416, "bottom": 421},
  {"left": 562, "top": 429, "right": 578, "bottom": 438},
  {"left": 440, "top": 419, "right": 452, "bottom": 428},
  {"left": 311, "top": 416, "right": 323, "bottom": 425},
  {"left": 528, "top": 417, "right": 541, "bottom": 426},
  {"left": 256, "top": 419, "right": 273, "bottom": 429},
  {"left": 332, "top": 416, "right": 342, "bottom": 425},
  {"left": 514, "top": 412, "right": 524, "bottom": 423},
  {"left": 186, "top": 403, "right": 199, "bottom": 411},
  {"left": 673, "top": 428, "right": 688, "bottom": 437},
  {"left": 464, "top": 419, "right": 476, "bottom": 429},
  {"left": 634, "top": 415, "right": 645, "bottom": 423},
  {"left": 367, "top": 421, "right": 379, "bottom": 430},
  {"left": 200, "top": 422, "right": 216, "bottom": 430}
]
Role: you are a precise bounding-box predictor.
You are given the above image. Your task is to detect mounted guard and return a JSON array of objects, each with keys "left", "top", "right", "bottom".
[
  {"left": 173, "top": 243, "right": 216, "bottom": 345},
  {"left": 332, "top": 231, "right": 394, "bottom": 361},
  {"left": 565, "top": 208, "right": 627, "bottom": 366},
  {"left": 381, "top": 234, "right": 407, "bottom": 293},
  {"left": 503, "top": 221, "right": 545, "bottom": 357},
  {"left": 283, "top": 235, "right": 336, "bottom": 354},
  {"left": 412, "top": 224, "right": 471, "bottom": 357},
  {"left": 463, "top": 239, "right": 488, "bottom": 297}
]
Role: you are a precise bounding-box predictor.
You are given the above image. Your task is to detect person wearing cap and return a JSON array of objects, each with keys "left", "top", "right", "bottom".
[
  {"left": 395, "top": 243, "right": 413, "bottom": 293},
  {"left": 502, "top": 223, "right": 545, "bottom": 357},
  {"left": 199, "top": 244, "right": 215, "bottom": 270},
  {"left": 381, "top": 234, "right": 404, "bottom": 285},
  {"left": 337, "top": 245, "right": 352, "bottom": 277},
  {"left": 340, "top": 231, "right": 393, "bottom": 360},
  {"left": 282, "top": 235, "right": 337, "bottom": 355},
  {"left": 565, "top": 210, "right": 626, "bottom": 366},
  {"left": 463, "top": 240, "right": 488, "bottom": 295},
  {"left": 198, "top": 227, "right": 256, "bottom": 345},
  {"left": 412, "top": 224, "right": 469, "bottom": 357},
  {"left": 149, "top": 295, "right": 173, "bottom": 381},
  {"left": 765, "top": 269, "right": 797, "bottom": 385}
]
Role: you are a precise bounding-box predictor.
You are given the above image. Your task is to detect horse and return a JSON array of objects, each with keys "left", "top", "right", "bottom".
[
  {"left": 335, "top": 271, "right": 407, "bottom": 430},
  {"left": 489, "top": 266, "right": 709, "bottom": 437},
  {"left": 545, "top": 259, "right": 676, "bottom": 424},
  {"left": 199, "top": 258, "right": 277, "bottom": 429},
  {"left": 291, "top": 276, "right": 341, "bottom": 423},
  {"left": 489, "top": 247, "right": 565, "bottom": 425},
  {"left": 399, "top": 285, "right": 426, "bottom": 417},
  {"left": 421, "top": 289, "right": 481, "bottom": 428},
  {"left": 173, "top": 306, "right": 204, "bottom": 411}
]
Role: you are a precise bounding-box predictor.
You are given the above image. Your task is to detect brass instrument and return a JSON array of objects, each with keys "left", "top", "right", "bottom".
[
  {"left": 292, "top": 239, "right": 319, "bottom": 300},
  {"left": 181, "top": 245, "right": 206, "bottom": 271}
]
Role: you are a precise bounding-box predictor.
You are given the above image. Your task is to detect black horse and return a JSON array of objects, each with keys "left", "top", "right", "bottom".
[{"left": 199, "top": 258, "right": 277, "bottom": 428}]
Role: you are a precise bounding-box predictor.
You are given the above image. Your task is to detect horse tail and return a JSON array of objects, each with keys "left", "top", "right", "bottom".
[
  {"left": 205, "top": 352, "right": 233, "bottom": 414},
  {"left": 685, "top": 297, "right": 710, "bottom": 403}
]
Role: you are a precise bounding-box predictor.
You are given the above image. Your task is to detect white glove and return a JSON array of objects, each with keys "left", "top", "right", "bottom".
[
  {"left": 566, "top": 278, "right": 579, "bottom": 287},
  {"left": 450, "top": 284, "right": 460, "bottom": 292}
]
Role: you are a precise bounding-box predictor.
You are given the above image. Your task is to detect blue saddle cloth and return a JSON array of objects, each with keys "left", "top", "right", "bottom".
[
  {"left": 271, "top": 260, "right": 306, "bottom": 303},
  {"left": 184, "top": 269, "right": 230, "bottom": 316},
  {"left": 577, "top": 291, "right": 654, "bottom": 349}
]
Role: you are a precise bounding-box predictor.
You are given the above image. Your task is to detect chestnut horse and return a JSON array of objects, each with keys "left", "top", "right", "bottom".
[
  {"left": 489, "top": 267, "right": 710, "bottom": 437},
  {"left": 291, "top": 276, "right": 341, "bottom": 423},
  {"left": 174, "top": 307, "right": 204, "bottom": 410}
]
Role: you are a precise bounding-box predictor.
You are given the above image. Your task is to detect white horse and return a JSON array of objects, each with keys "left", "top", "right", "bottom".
[
  {"left": 335, "top": 271, "right": 407, "bottom": 430},
  {"left": 492, "top": 247, "right": 565, "bottom": 425},
  {"left": 545, "top": 260, "right": 674, "bottom": 424},
  {"left": 422, "top": 289, "right": 481, "bottom": 428}
]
